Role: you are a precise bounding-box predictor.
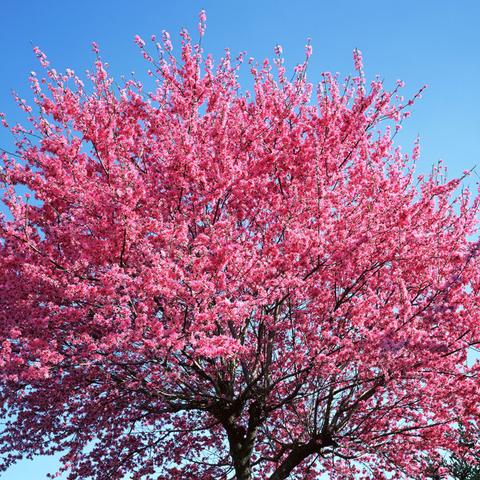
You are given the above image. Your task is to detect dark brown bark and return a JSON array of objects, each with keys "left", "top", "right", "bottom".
[
  {"left": 227, "top": 426, "right": 254, "bottom": 480},
  {"left": 269, "top": 434, "right": 337, "bottom": 480},
  {"left": 221, "top": 401, "right": 264, "bottom": 480}
]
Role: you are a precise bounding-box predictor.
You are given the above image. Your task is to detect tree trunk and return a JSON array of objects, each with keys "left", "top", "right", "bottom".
[
  {"left": 227, "top": 427, "right": 254, "bottom": 480},
  {"left": 221, "top": 400, "right": 263, "bottom": 480}
]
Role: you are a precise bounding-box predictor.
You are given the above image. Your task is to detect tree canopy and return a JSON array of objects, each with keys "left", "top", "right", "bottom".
[{"left": 2, "top": 11, "right": 480, "bottom": 480}]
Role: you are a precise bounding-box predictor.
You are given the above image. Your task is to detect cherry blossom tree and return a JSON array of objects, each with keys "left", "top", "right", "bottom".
[{"left": 2, "top": 11, "right": 480, "bottom": 480}]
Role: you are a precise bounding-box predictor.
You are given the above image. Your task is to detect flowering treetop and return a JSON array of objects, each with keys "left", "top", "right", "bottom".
[{"left": 1, "top": 11, "right": 480, "bottom": 480}]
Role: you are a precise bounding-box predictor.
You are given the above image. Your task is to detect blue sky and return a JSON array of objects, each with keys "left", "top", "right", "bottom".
[{"left": 0, "top": 0, "right": 479, "bottom": 477}]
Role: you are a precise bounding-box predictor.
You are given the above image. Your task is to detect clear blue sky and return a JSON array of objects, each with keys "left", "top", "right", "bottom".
[{"left": 0, "top": 0, "right": 479, "bottom": 478}]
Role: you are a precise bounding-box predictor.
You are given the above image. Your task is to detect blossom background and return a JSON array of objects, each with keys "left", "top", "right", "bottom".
[{"left": 0, "top": 0, "right": 479, "bottom": 477}]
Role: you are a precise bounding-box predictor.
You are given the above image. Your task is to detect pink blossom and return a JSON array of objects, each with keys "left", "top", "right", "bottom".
[
  {"left": 134, "top": 34, "right": 146, "bottom": 48},
  {"left": 353, "top": 47, "right": 363, "bottom": 72},
  {"left": 198, "top": 12, "right": 207, "bottom": 37},
  {"left": 162, "top": 30, "right": 172, "bottom": 52},
  {"left": 305, "top": 39, "right": 313, "bottom": 59}
]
